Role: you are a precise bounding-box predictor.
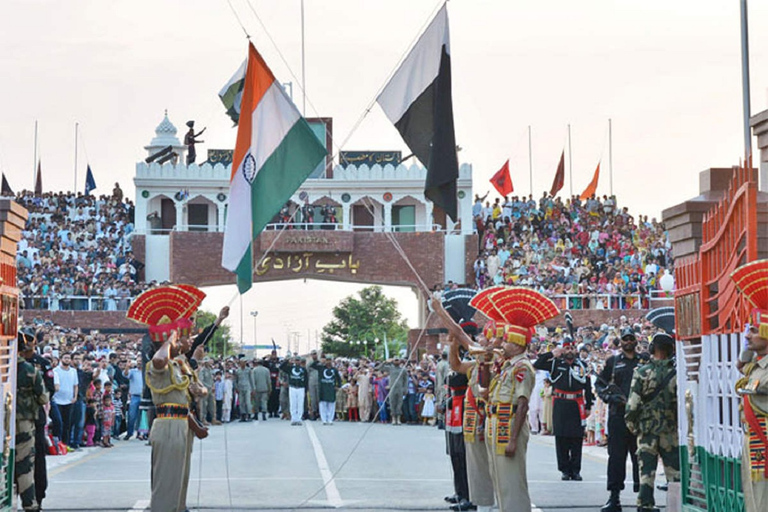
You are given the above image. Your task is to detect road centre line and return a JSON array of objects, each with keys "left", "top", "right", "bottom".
[{"left": 304, "top": 421, "right": 344, "bottom": 508}]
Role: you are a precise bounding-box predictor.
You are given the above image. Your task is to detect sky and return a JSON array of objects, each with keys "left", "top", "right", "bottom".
[{"left": 2, "top": 0, "right": 767, "bottom": 352}]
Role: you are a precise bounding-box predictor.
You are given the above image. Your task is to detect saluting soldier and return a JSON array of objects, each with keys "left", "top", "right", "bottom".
[
  {"left": 433, "top": 289, "right": 496, "bottom": 512},
  {"left": 235, "top": 358, "right": 253, "bottom": 422},
  {"left": 15, "top": 329, "right": 49, "bottom": 512},
  {"left": 624, "top": 332, "right": 679, "bottom": 512},
  {"left": 198, "top": 358, "right": 216, "bottom": 425},
  {"left": 533, "top": 329, "right": 594, "bottom": 481},
  {"left": 474, "top": 286, "right": 560, "bottom": 512},
  {"left": 251, "top": 359, "right": 272, "bottom": 421},
  {"left": 731, "top": 260, "right": 768, "bottom": 512}
]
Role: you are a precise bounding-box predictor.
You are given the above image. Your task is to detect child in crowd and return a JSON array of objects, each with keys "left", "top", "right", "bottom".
[
  {"left": 421, "top": 385, "right": 436, "bottom": 425},
  {"left": 101, "top": 393, "right": 115, "bottom": 447},
  {"left": 335, "top": 383, "right": 346, "bottom": 421},
  {"left": 112, "top": 388, "right": 124, "bottom": 438},
  {"left": 222, "top": 372, "right": 234, "bottom": 423},
  {"left": 85, "top": 399, "right": 97, "bottom": 446},
  {"left": 541, "top": 378, "right": 553, "bottom": 435},
  {"left": 346, "top": 382, "right": 359, "bottom": 422},
  {"left": 90, "top": 379, "right": 103, "bottom": 444}
]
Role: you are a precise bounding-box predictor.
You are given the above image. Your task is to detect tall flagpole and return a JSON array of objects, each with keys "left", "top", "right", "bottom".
[
  {"left": 568, "top": 124, "right": 573, "bottom": 199},
  {"left": 608, "top": 118, "right": 613, "bottom": 196},
  {"left": 301, "top": 0, "right": 306, "bottom": 115},
  {"left": 74, "top": 122, "right": 79, "bottom": 193},
  {"left": 528, "top": 125, "right": 533, "bottom": 197},
  {"left": 740, "top": 0, "right": 752, "bottom": 163},
  {"left": 33, "top": 121, "right": 38, "bottom": 189}
]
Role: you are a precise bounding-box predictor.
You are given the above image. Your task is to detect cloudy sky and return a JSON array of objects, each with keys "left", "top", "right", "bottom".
[{"left": 2, "top": 0, "right": 767, "bottom": 352}]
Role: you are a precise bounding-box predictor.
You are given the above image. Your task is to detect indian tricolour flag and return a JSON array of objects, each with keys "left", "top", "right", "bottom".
[{"left": 222, "top": 43, "right": 327, "bottom": 293}]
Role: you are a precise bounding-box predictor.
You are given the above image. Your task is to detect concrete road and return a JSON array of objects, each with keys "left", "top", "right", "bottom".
[{"left": 35, "top": 420, "right": 666, "bottom": 511}]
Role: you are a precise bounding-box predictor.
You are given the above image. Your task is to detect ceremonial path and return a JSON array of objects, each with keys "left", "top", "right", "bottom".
[{"left": 39, "top": 421, "right": 664, "bottom": 511}]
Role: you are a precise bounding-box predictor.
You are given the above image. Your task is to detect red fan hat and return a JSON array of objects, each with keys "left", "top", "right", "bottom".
[
  {"left": 487, "top": 287, "right": 559, "bottom": 346},
  {"left": 732, "top": 260, "right": 768, "bottom": 338},
  {"left": 127, "top": 285, "right": 206, "bottom": 342}
]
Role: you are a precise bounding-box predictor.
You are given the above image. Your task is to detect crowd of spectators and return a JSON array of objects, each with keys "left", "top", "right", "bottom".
[
  {"left": 470, "top": 192, "right": 673, "bottom": 309},
  {"left": 14, "top": 185, "right": 150, "bottom": 311}
]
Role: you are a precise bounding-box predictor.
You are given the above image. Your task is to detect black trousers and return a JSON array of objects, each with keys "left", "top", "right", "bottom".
[
  {"left": 606, "top": 414, "right": 639, "bottom": 491},
  {"left": 268, "top": 388, "right": 280, "bottom": 414},
  {"left": 34, "top": 409, "right": 48, "bottom": 506},
  {"left": 447, "top": 432, "right": 469, "bottom": 501},
  {"left": 555, "top": 436, "right": 583, "bottom": 476}
]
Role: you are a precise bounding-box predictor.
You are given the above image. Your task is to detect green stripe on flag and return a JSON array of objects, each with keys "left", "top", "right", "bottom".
[{"left": 236, "top": 119, "right": 326, "bottom": 293}]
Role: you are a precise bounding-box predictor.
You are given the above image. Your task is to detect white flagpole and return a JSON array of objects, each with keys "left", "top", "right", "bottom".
[
  {"left": 608, "top": 119, "right": 613, "bottom": 196},
  {"left": 33, "top": 121, "right": 38, "bottom": 189},
  {"left": 74, "top": 122, "right": 79, "bottom": 193},
  {"left": 528, "top": 125, "right": 533, "bottom": 197}
]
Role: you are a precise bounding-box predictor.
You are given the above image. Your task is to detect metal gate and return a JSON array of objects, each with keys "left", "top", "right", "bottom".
[{"left": 674, "top": 163, "right": 758, "bottom": 512}]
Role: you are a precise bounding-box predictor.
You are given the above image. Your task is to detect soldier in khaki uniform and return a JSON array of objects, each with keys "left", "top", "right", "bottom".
[
  {"left": 126, "top": 284, "right": 212, "bottom": 512},
  {"left": 624, "top": 332, "right": 679, "bottom": 512},
  {"left": 732, "top": 260, "right": 768, "bottom": 512},
  {"left": 433, "top": 290, "right": 497, "bottom": 512},
  {"left": 461, "top": 286, "right": 559, "bottom": 512},
  {"left": 197, "top": 358, "right": 217, "bottom": 425},
  {"left": 15, "top": 329, "right": 49, "bottom": 512}
]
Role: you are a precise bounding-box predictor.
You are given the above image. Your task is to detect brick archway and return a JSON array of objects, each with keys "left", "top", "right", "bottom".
[{"left": 134, "top": 230, "right": 456, "bottom": 291}]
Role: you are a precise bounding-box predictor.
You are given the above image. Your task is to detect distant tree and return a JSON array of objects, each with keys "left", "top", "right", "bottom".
[
  {"left": 320, "top": 286, "right": 409, "bottom": 358},
  {"left": 195, "top": 309, "right": 235, "bottom": 357}
]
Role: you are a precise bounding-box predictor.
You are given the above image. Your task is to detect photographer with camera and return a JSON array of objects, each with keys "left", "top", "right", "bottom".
[{"left": 594, "top": 327, "right": 641, "bottom": 512}]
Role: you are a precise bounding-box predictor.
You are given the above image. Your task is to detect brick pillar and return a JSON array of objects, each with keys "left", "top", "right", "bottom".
[{"left": 750, "top": 109, "right": 768, "bottom": 192}]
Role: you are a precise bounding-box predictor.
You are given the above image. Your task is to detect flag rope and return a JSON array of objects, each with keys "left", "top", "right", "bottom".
[
  {"left": 234, "top": 0, "right": 447, "bottom": 176},
  {"left": 295, "top": 309, "right": 435, "bottom": 508}
]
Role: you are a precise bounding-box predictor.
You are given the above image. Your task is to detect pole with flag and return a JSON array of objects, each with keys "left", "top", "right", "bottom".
[
  {"left": 85, "top": 165, "right": 97, "bottom": 195},
  {"left": 550, "top": 151, "right": 565, "bottom": 196},
  {"left": 579, "top": 162, "right": 600, "bottom": 201},
  {"left": 1, "top": 174, "right": 13, "bottom": 197},
  {"left": 490, "top": 159, "right": 513, "bottom": 197},
  {"left": 221, "top": 43, "right": 327, "bottom": 294},
  {"left": 376, "top": 4, "right": 459, "bottom": 221},
  {"left": 34, "top": 160, "right": 42, "bottom": 197}
]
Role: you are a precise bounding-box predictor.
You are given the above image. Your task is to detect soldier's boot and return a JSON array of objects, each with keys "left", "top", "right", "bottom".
[
  {"left": 600, "top": 490, "right": 622, "bottom": 512},
  {"left": 262, "top": 412, "right": 267, "bottom": 421}
]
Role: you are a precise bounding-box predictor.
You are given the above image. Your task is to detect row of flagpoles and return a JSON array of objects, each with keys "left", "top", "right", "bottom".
[
  {"left": 490, "top": 148, "right": 602, "bottom": 201},
  {"left": 1, "top": 159, "right": 97, "bottom": 198},
  {"left": 1, "top": 121, "right": 98, "bottom": 198}
]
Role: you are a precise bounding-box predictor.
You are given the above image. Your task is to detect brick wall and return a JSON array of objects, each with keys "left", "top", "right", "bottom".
[
  {"left": 23, "top": 310, "right": 143, "bottom": 331},
  {"left": 166, "top": 231, "right": 445, "bottom": 290}
]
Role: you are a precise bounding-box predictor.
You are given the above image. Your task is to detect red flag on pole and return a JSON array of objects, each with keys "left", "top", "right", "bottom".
[
  {"left": 579, "top": 162, "right": 600, "bottom": 200},
  {"left": 34, "top": 160, "right": 42, "bottom": 196},
  {"left": 490, "top": 159, "right": 513, "bottom": 196},
  {"left": 549, "top": 151, "right": 565, "bottom": 196}
]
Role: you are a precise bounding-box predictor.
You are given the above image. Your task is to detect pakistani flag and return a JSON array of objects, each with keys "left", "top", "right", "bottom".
[
  {"left": 221, "top": 43, "right": 327, "bottom": 293},
  {"left": 377, "top": 4, "right": 459, "bottom": 221},
  {"left": 219, "top": 60, "right": 247, "bottom": 126}
]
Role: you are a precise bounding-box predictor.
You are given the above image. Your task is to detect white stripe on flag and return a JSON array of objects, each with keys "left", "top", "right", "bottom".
[
  {"left": 377, "top": 4, "right": 450, "bottom": 124},
  {"left": 250, "top": 82, "right": 301, "bottom": 172},
  {"left": 221, "top": 167, "right": 252, "bottom": 271}
]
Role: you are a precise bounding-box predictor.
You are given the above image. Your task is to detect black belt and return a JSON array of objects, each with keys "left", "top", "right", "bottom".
[
  {"left": 488, "top": 404, "right": 517, "bottom": 415},
  {"left": 156, "top": 404, "right": 188, "bottom": 419}
]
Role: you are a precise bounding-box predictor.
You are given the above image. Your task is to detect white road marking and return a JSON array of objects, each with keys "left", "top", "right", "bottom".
[
  {"left": 305, "top": 421, "right": 344, "bottom": 508},
  {"left": 127, "top": 499, "right": 149, "bottom": 511},
  {"left": 532, "top": 505, "right": 543, "bottom": 512}
]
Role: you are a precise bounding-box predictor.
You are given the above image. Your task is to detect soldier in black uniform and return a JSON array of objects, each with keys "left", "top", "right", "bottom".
[
  {"left": 595, "top": 327, "right": 641, "bottom": 512},
  {"left": 23, "top": 330, "right": 55, "bottom": 510},
  {"left": 444, "top": 365, "right": 471, "bottom": 511},
  {"left": 266, "top": 350, "right": 281, "bottom": 417},
  {"left": 534, "top": 337, "right": 594, "bottom": 481}
]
